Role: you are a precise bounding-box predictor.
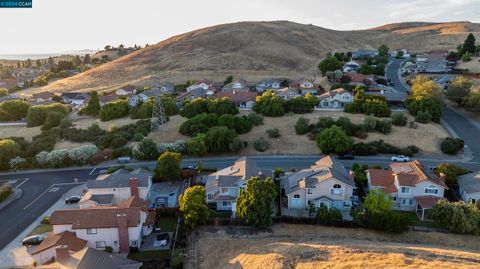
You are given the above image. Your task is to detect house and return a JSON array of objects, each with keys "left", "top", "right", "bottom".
[
  {"left": 343, "top": 61, "right": 360, "bottom": 73},
  {"left": 32, "top": 231, "right": 87, "bottom": 265},
  {"left": 317, "top": 88, "right": 353, "bottom": 108},
  {"left": 282, "top": 156, "right": 356, "bottom": 211},
  {"left": 457, "top": 171, "right": 480, "bottom": 204},
  {"left": 31, "top": 91, "right": 54, "bottom": 103},
  {"left": 255, "top": 79, "right": 282, "bottom": 93},
  {"left": 116, "top": 85, "right": 137, "bottom": 96},
  {"left": 38, "top": 247, "right": 142, "bottom": 269},
  {"left": 174, "top": 86, "right": 215, "bottom": 107},
  {"left": 205, "top": 157, "right": 265, "bottom": 211},
  {"left": 129, "top": 82, "right": 175, "bottom": 106},
  {"left": 187, "top": 79, "right": 215, "bottom": 92},
  {"left": 99, "top": 93, "right": 120, "bottom": 106},
  {"left": 222, "top": 80, "right": 250, "bottom": 92},
  {"left": 50, "top": 196, "right": 155, "bottom": 253},
  {"left": 215, "top": 91, "right": 257, "bottom": 108},
  {"left": 365, "top": 87, "right": 408, "bottom": 106},
  {"left": 82, "top": 172, "right": 152, "bottom": 206},
  {"left": 352, "top": 49, "right": 378, "bottom": 59},
  {"left": 289, "top": 78, "right": 319, "bottom": 95},
  {"left": 61, "top": 92, "right": 90, "bottom": 107},
  {"left": 345, "top": 72, "right": 377, "bottom": 87},
  {"left": 367, "top": 160, "right": 448, "bottom": 219},
  {"left": 416, "top": 51, "right": 448, "bottom": 73},
  {"left": 276, "top": 87, "right": 301, "bottom": 100}
]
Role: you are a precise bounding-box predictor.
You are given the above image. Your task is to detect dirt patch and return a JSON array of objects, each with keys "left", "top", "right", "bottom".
[
  {"left": 456, "top": 57, "right": 480, "bottom": 73},
  {"left": 189, "top": 224, "right": 480, "bottom": 269}
]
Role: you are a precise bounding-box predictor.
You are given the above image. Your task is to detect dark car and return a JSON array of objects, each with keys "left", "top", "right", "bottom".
[
  {"left": 65, "top": 195, "right": 81, "bottom": 204},
  {"left": 338, "top": 153, "right": 355, "bottom": 160},
  {"left": 22, "top": 234, "right": 45, "bottom": 246}
]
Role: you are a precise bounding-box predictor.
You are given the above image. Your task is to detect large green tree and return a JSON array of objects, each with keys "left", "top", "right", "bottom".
[
  {"left": 252, "top": 90, "right": 285, "bottom": 116},
  {"left": 318, "top": 56, "right": 342, "bottom": 76},
  {"left": 84, "top": 91, "right": 101, "bottom": 116},
  {"left": 430, "top": 200, "right": 480, "bottom": 234},
  {"left": 364, "top": 189, "right": 392, "bottom": 215},
  {"left": 316, "top": 125, "right": 353, "bottom": 154},
  {"left": 204, "top": 126, "right": 237, "bottom": 153},
  {"left": 462, "top": 33, "right": 476, "bottom": 55},
  {"left": 378, "top": 44, "right": 389, "bottom": 57},
  {"left": 153, "top": 151, "right": 181, "bottom": 181},
  {"left": 0, "top": 139, "right": 20, "bottom": 170},
  {"left": 0, "top": 100, "right": 30, "bottom": 121},
  {"left": 447, "top": 76, "right": 473, "bottom": 105},
  {"left": 236, "top": 176, "right": 277, "bottom": 228},
  {"left": 179, "top": 185, "right": 209, "bottom": 230}
]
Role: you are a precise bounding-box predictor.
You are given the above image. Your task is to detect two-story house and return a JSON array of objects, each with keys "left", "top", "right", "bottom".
[
  {"left": 128, "top": 83, "right": 174, "bottom": 107},
  {"left": 367, "top": 160, "right": 448, "bottom": 219},
  {"left": 222, "top": 80, "right": 250, "bottom": 93},
  {"left": 215, "top": 91, "right": 257, "bottom": 109},
  {"left": 282, "top": 156, "right": 356, "bottom": 211},
  {"left": 256, "top": 79, "right": 282, "bottom": 93},
  {"left": 317, "top": 88, "right": 353, "bottom": 108},
  {"left": 457, "top": 171, "right": 480, "bottom": 204},
  {"left": 289, "top": 78, "right": 319, "bottom": 95},
  {"left": 79, "top": 170, "right": 152, "bottom": 208},
  {"left": 205, "top": 157, "right": 264, "bottom": 211},
  {"left": 276, "top": 88, "right": 301, "bottom": 100},
  {"left": 187, "top": 79, "right": 215, "bottom": 92}
]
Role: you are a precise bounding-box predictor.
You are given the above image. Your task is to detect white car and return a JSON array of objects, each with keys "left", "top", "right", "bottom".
[{"left": 391, "top": 155, "right": 410, "bottom": 162}]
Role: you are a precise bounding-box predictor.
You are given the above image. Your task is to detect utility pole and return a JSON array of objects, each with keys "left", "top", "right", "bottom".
[{"left": 150, "top": 75, "right": 167, "bottom": 136}]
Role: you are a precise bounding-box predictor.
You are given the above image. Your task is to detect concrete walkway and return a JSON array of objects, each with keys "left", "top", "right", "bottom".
[{"left": 0, "top": 184, "right": 85, "bottom": 268}]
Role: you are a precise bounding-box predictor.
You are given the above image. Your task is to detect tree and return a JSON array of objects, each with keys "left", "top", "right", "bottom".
[
  {"left": 99, "top": 99, "right": 130, "bottom": 121},
  {"left": 440, "top": 137, "right": 464, "bottom": 155},
  {"left": 73, "top": 55, "right": 82, "bottom": 67},
  {"left": 82, "top": 54, "right": 91, "bottom": 65},
  {"left": 161, "top": 96, "right": 179, "bottom": 116},
  {"left": 436, "top": 163, "right": 469, "bottom": 186},
  {"left": 42, "top": 111, "right": 65, "bottom": 130},
  {"left": 132, "top": 138, "right": 158, "bottom": 160},
  {"left": 252, "top": 90, "right": 285, "bottom": 116},
  {"left": 236, "top": 177, "right": 277, "bottom": 228},
  {"left": 154, "top": 151, "right": 181, "bottom": 181},
  {"left": 294, "top": 117, "right": 310, "bottom": 134},
  {"left": 84, "top": 91, "right": 101, "bottom": 116},
  {"left": 378, "top": 45, "right": 389, "bottom": 57},
  {"left": 27, "top": 103, "right": 69, "bottom": 127},
  {"left": 0, "top": 88, "right": 8, "bottom": 97},
  {"left": 179, "top": 185, "right": 208, "bottom": 230},
  {"left": 204, "top": 126, "right": 237, "bottom": 153},
  {"left": 430, "top": 200, "right": 480, "bottom": 234},
  {"left": 465, "top": 86, "right": 480, "bottom": 112},
  {"left": 223, "top": 75, "right": 233, "bottom": 86},
  {"left": 318, "top": 56, "right": 342, "bottom": 76},
  {"left": 33, "top": 77, "right": 48, "bottom": 87},
  {"left": 447, "top": 76, "right": 472, "bottom": 105},
  {"left": 0, "top": 99, "right": 30, "bottom": 121},
  {"left": 316, "top": 125, "right": 353, "bottom": 154},
  {"left": 359, "top": 64, "right": 373, "bottom": 75},
  {"left": 409, "top": 75, "right": 442, "bottom": 100},
  {"left": 185, "top": 134, "right": 208, "bottom": 156},
  {"left": 461, "top": 52, "right": 472, "bottom": 62},
  {"left": 390, "top": 112, "right": 407, "bottom": 126},
  {"left": 0, "top": 139, "right": 20, "bottom": 170},
  {"left": 364, "top": 189, "right": 392, "bottom": 215},
  {"left": 462, "top": 33, "right": 476, "bottom": 55},
  {"left": 254, "top": 137, "right": 270, "bottom": 152}
]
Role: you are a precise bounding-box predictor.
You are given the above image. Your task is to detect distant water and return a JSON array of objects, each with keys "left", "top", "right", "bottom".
[{"left": 0, "top": 50, "right": 98, "bottom": 60}]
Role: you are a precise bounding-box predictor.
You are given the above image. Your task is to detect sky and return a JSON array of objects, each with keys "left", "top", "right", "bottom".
[{"left": 0, "top": 0, "right": 479, "bottom": 54}]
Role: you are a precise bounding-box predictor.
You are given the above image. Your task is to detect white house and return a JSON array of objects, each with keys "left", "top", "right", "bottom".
[
  {"left": 222, "top": 80, "right": 250, "bottom": 92},
  {"left": 50, "top": 196, "right": 155, "bottom": 253},
  {"left": 205, "top": 157, "right": 265, "bottom": 211},
  {"left": 457, "top": 171, "right": 480, "bottom": 204},
  {"left": 343, "top": 61, "right": 360, "bottom": 73},
  {"left": 289, "top": 78, "right": 318, "bottom": 95},
  {"left": 187, "top": 79, "right": 215, "bottom": 92},
  {"left": 317, "top": 88, "right": 353, "bottom": 108},
  {"left": 31, "top": 231, "right": 87, "bottom": 265},
  {"left": 81, "top": 170, "right": 152, "bottom": 207},
  {"left": 367, "top": 160, "right": 448, "bottom": 219},
  {"left": 256, "top": 79, "right": 282, "bottom": 93},
  {"left": 282, "top": 156, "right": 356, "bottom": 211},
  {"left": 276, "top": 87, "right": 301, "bottom": 100},
  {"left": 116, "top": 85, "right": 137, "bottom": 96}
]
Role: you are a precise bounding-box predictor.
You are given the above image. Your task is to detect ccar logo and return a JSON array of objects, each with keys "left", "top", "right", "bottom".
[{"left": 0, "top": 0, "right": 32, "bottom": 8}]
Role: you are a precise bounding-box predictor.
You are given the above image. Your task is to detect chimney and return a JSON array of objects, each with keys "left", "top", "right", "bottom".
[
  {"left": 439, "top": 172, "right": 447, "bottom": 183},
  {"left": 117, "top": 214, "right": 130, "bottom": 253},
  {"left": 129, "top": 177, "right": 139, "bottom": 197},
  {"left": 55, "top": 245, "right": 69, "bottom": 261},
  {"left": 349, "top": 171, "right": 354, "bottom": 182}
]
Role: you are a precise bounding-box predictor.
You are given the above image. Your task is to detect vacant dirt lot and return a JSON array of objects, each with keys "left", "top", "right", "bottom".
[
  {"left": 456, "top": 57, "right": 480, "bottom": 73},
  {"left": 188, "top": 224, "right": 480, "bottom": 269}
]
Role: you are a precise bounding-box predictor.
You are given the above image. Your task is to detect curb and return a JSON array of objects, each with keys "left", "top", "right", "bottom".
[{"left": 0, "top": 188, "right": 22, "bottom": 211}]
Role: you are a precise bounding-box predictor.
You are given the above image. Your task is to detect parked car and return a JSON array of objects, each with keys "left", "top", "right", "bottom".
[
  {"left": 182, "top": 165, "right": 197, "bottom": 170},
  {"left": 391, "top": 155, "right": 410, "bottom": 162},
  {"left": 390, "top": 81, "right": 396, "bottom": 86},
  {"left": 65, "top": 195, "right": 81, "bottom": 204},
  {"left": 117, "top": 157, "right": 131, "bottom": 164},
  {"left": 337, "top": 153, "right": 354, "bottom": 160},
  {"left": 22, "top": 234, "right": 45, "bottom": 246}
]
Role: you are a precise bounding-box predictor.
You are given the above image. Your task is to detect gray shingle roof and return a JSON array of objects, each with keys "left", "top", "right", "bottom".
[
  {"left": 89, "top": 194, "right": 114, "bottom": 204},
  {"left": 76, "top": 248, "right": 142, "bottom": 269},
  {"left": 88, "top": 173, "right": 151, "bottom": 189},
  {"left": 457, "top": 172, "right": 480, "bottom": 194}
]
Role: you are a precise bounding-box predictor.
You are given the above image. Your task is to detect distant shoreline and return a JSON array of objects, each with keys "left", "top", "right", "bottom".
[{"left": 0, "top": 50, "right": 98, "bottom": 60}]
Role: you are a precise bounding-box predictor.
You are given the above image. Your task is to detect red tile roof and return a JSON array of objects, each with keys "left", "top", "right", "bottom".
[
  {"left": 415, "top": 195, "right": 444, "bottom": 209},
  {"left": 32, "top": 231, "right": 87, "bottom": 255},
  {"left": 368, "top": 169, "right": 397, "bottom": 193},
  {"left": 50, "top": 207, "right": 141, "bottom": 229},
  {"left": 390, "top": 160, "right": 448, "bottom": 189}
]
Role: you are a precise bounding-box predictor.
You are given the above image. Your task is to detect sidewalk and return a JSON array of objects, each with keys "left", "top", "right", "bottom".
[{"left": 0, "top": 184, "right": 85, "bottom": 267}]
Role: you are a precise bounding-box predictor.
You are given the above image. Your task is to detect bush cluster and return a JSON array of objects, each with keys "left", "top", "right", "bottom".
[
  {"left": 180, "top": 113, "right": 252, "bottom": 136},
  {"left": 352, "top": 140, "right": 419, "bottom": 157},
  {"left": 254, "top": 137, "right": 270, "bottom": 152},
  {"left": 26, "top": 103, "right": 69, "bottom": 127},
  {"left": 440, "top": 137, "right": 464, "bottom": 155},
  {"left": 180, "top": 97, "right": 238, "bottom": 118},
  {"left": 100, "top": 99, "right": 130, "bottom": 121}
]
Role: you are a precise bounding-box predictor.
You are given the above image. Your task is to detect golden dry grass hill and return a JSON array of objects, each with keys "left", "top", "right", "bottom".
[{"left": 24, "top": 20, "right": 480, "bottom": 95}]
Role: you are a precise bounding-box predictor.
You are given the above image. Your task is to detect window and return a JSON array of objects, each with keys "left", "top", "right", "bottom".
[
  {"left": 333, "top": 184, "right": 341, "bottom": 189},
  {"left": 307, "top": 189, "right": 313, "bottom": 195},
  {"left": 425, "top": 185, "right": 438, "bottom": 194},
  {"left": 113, "top": 241, "right": 118, "bottom": 246},
  {"left": 409, "top": 199, "right": 414, "bottom": 205},
  {"left": 401, "top": 198, "right": 408, "bottom": 205},
  {"left": 331, "top": 184, "right": 343, "bottom": 195},
  {"left": 393, "top": 197, "right": 397, "bottom": 201},
  {"left": 323, "top": 101, "right": 329, "bottom": 107},
  {"left": 293, "top": 194, "right": 300, "bottom": 199},
  {"left": 222, "top": 201, "right": 231, "bottom": 206},
  {"left": 220, "top": 187, "right": 228, "bottom": 194},
  {"left": 207, "top": 194, "right": 214, "bottom": 200},
  {"left": 95, "top": 241, "right": 106, "bottom": 249},
  {"left": 87, "top": 228, "right": 97, "bottom": 234},
  {"left": 401, "top": 187, "right": 410, "bottom": 194},
  {"left": 131, "top": 240, "right": 138, "bottom": 247}
]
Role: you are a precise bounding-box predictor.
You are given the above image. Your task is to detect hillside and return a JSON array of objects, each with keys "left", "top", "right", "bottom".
[{"left": 23, "top": 20, "right": 480, "bottom": 94}]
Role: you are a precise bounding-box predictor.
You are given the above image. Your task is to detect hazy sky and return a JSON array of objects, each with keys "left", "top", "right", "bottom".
[{"left": 1, "top": 0, "right": 479, "bottom": 54}]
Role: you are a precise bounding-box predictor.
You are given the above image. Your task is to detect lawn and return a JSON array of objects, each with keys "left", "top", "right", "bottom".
[
  {"left": 395, "top": 211, "right": 441, "bottom": 228},
  {"left": 128, "top": 249, "right": 171, "bottom": 261},
  {"left": 28, "top": 223, "right": 52, "bottom": 236},
  {"left": 156, "top": 217, "right": 177, "bottom": 232}
]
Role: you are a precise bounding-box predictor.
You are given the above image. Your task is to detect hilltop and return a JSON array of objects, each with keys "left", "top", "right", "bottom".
[{"left": 22, "top": 20, "right": 480, "bottom": 94}]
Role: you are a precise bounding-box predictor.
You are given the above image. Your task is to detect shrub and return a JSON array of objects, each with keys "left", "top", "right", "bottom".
[
  {"left": 317, "top": 117, "right": 335, "bottom": 128},
  {"left": 42, "top": 111, "right": 66, "bottom": 130},
  {"left": 26, "top": 103, "right": 69, "bottom": 127},
  {"left": 316, "top": 125, "right": 354, "bottom": 154},
  {"left": 247, "top": 112, "right": 264, "bottom": 126},
  {"left": 9, "top": 156, "right": 26, "bottom": 171},
  {"left": 99, "top": 99, "right": 130, "bottom": 121},
  {"left": 294, "top": 117, "right": 310, "bottom": 135},
  {"left": 440, "top": 137, "right": 464, "bottom": 155},
  {"left": 391, "top": 112, "right": 407, "bottom": 126},
  {"left": 0, "top": 100, "right": 30, "bottom": 121},
  {"left": 67, "top": 145, "right": 98, "bottom": 165},
  {"left": 0, "top": 139, "right": 20, "bottom": 170},
  {"left": 252, "top": 90, "right": 285, "bottom": 116},
  {"left": 316, "top": 206, "right": 343, "bottom": 223},
  {"left": 375, "top": 119, "right": 392, "bottom": 134},
  {"left": 254, "top": 137, "right": 270, "bottom": 152},
  {"left": 436, "top": 163, "right": 469, "bottom": 186},
  {"left": 157, "top": 140, "right": 186, "bottom": 154},
  {"left": 415, "top": 111, "right": 432, "bottom": 123},
  {"left": 131, "top": 138, "right": 158, "bottom": 160},
  {"left": 229, "top": 137, "right": 245, "bottom": 153},
  {"left": 181, "top": 98, "right": 238, "bottom": 118},
  {"left": 185, "top": 134, "right": 208, "bottom": 156},
  {"left": 363, "top": 116, "right": 378, "bottom": 132},
  {"left": 430, "top": 200, "right": 480, "bottom": 234},
  {"left": 204, "top": 126, "right": 238, "bottom": 153},
  {"left": 266, "top": 128, "right": 280, "bottom": 138}
]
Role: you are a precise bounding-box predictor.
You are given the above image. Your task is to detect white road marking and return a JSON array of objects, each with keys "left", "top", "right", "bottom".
[
  {"left": 23, "top": 182, "right": 86, "bottom": 210},
  {"left": 89, "top": 168, "right": 97, "bottom": 175},
  {"left": 15, "top": 178, "right": 30, "bottom": 188}
]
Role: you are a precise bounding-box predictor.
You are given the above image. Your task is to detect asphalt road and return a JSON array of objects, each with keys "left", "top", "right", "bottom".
[{"left": 386, "top": 59, "right": 480, "bottom": 162}]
